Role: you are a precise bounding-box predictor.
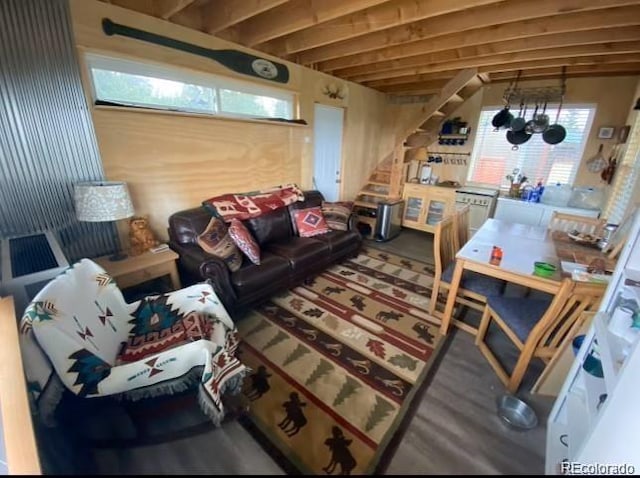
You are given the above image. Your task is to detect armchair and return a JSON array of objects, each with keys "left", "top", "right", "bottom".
[{"left": 19, "top": 259, "right": 248, "bottom": 427}]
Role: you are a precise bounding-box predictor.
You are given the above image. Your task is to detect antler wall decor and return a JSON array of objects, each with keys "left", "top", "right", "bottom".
[{"left": 322, "top": 83, "right": 346, "bottom": 100}]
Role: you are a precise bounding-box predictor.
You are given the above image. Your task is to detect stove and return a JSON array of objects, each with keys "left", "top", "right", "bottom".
[{"left": 455, "top": 186, "right": 499, "bottom": 235}]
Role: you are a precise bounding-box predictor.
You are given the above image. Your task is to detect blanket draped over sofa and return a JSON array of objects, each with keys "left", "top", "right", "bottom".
[
  {"left": 19, "top": 259, "right": 248, "bottom": 427},
  {"left": 202, "top": 183, "right": 304, "bottom": 222}
]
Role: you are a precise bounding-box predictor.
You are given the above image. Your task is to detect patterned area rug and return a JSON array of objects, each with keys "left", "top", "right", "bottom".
[{"left": 236, "top": 247, "right": 443, "bottom": 474}]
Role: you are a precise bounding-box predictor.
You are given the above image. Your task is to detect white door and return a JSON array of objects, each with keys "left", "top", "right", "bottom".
[{"left": 313, "top": 104, "right": 344, "bottom": 202}]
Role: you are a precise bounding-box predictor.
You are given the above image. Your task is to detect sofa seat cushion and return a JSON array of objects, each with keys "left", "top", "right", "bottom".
[
  {"left": 231, "top": 252, "right": 290, "bottom": 295},
  {"left": 313, "top": 230, "right": 360, "bottom": 254},
  {"left": 266, "top": 237, "right": 331, "bottom": 272}
]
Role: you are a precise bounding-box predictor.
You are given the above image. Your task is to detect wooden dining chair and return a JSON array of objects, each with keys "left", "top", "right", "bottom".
[
  {"left": 547, "top": 211, "right": 606, "bottom": 236},
  {"left": 454, "top": 204, "right": 471, "bottom": 250},
  {"left": 475, "top": 278, "right": 605, "bottom": 393},
  {"left": 430, "top": 214, "right": 505, "bottom": 335}
]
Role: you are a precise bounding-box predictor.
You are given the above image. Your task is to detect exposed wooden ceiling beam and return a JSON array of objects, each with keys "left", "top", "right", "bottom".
[
  {"left": 259, "top": 0, "right": 503, "bottom": 57},
  {"left": 202, "top": 0, "right": 290, "bottom": 34},
  {"left": 227, "top": 0, "right": 390, "bottom": 47},
  {"left": 365, "top": 54, "right": 640, "bottom": 87},
  {"left": 156, "top": 0, "right": 197, "bottom": 19},
  {"left": 379, "top": 79, "right": 451, "bottom": 95},
  {"left": 348, "top": 41, "right": 640, "bottom": 82},
  {"left": 380, "top": 63, "right": 640, "bottom": 94},
  {"left": 110, "top": 0, "right": 196, "bottom": 19},
  {"left": 488, "top": 63, "right": 640, "bottom": 82},
  {"left": 168, "top": 4, "right": 205, "bottom": 31},
  {"left": 335, "top": 27, "right": 640, "bottom": 79},
  {"left": 293, "top": 0, "right": 637, "bottom": 65},
  {"left": 318, "top": 6, "right": 640, "bottom": 72}
]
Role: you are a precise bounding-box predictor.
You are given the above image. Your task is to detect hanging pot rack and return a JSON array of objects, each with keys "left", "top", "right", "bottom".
[{"left": 502, "top": 68, "right": 567, "bottom": 105}]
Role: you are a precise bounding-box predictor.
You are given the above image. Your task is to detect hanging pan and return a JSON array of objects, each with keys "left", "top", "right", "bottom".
[
  {"left": 492, "top": 70, "right": 521, "bottom": 130},
  {"left": 506, "top": 128, "right": 531, "bottom": 150},
  {"left": 543, "top": 69, "right": 568, "bottom": 145},
  {"left": 510, "top": 101, "right": 528, "bottom": 133},
  {"left": 492, "top": 105, "right": 514, "bottom": 130}
]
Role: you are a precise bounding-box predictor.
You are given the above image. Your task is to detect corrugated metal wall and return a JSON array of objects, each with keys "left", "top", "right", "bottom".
[{"left": 0, "top": 0, "right": 117, "bottom": 262}]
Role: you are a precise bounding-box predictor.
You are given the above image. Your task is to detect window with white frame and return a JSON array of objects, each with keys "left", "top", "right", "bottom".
[
  {"left": 86, "top": 54, "right": 295, "bottom": 120},
  {"left": 467, "top": 104, "right": 596, "bottom": 188}
]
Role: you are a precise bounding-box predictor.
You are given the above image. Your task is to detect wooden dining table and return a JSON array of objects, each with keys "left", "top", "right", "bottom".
[{"left": 440, "top": 218, "right": 615, "bottom": 335}]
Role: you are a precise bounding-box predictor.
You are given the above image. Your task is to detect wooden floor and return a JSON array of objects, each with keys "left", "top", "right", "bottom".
[{"left": 41, "top": 228, "right": 556, "bottom": 474}]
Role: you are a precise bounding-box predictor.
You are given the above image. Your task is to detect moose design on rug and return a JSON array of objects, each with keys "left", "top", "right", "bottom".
[
  {"left": 376, "top": 310, "right": 403, "bottom": 323},
  {"left": 246, "top": 365, "right": 272, "bottom": 401},
  {"left": 323, "top": 426, "right": 357, "bottom": 475},
  {"left": 278, "top": 391, "right": 308, "bottom": 437}
]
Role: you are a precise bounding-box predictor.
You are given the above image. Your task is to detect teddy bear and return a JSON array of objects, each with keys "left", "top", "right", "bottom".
[{"left": 128, "top": 216, "right": 159, "bottom": 256}]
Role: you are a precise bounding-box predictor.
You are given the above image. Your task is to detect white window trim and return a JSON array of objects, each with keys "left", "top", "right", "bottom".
[
  {"left": 85, "top": 53, "right": 295, "bottom": 120},
  {"left": 466, "top": 103, "right": 597, "bottom": 190}
]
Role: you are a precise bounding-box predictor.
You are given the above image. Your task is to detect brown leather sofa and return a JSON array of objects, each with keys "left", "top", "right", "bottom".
[{"left": 168, "top": 190, "right": 362, "bottom": 314}]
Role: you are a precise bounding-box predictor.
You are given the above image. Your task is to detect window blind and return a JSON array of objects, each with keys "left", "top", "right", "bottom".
[
  {"left": 604, "top": 111, "right": 640, "bottom": 225},
  {"left": 467, "top": 105, "right": 596, "bottom": 189}
]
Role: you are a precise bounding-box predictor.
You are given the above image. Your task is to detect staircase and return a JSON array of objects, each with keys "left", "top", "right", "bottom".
[{"left": 352, "top": 68, "right": 487, "bottom": 238}]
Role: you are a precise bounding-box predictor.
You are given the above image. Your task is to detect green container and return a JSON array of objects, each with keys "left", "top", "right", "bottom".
[{"left": 533, "top": 262, "right": 557, "bottom": 278}]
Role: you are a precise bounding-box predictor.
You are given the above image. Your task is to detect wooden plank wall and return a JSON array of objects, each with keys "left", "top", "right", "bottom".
[
  {"left": 69, "top": 0, "right": 392, "bottom": 241},
  {"left": 0, "top": 297, "right": 41, "bottom": 475}
]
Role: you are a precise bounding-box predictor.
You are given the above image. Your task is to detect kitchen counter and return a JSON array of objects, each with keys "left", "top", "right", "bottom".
[{"left": 495, "top": 197, "right": 601, "bottom": 228}]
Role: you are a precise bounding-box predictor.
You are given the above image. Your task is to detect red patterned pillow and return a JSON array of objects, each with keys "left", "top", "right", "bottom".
[
  {"left": 228, "top": 218, "right": 261, "bottom": 265},
  {"left": 293, "top": 207, "right": 330, "bottom": 237}
]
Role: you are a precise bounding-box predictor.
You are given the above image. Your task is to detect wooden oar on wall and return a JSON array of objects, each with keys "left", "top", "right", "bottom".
[{"left": 101, "top": 18, "right": 290, "bottom": 84}]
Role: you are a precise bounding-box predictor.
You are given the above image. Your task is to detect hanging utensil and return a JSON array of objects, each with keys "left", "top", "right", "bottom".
[
  {"left": 587, "top": 144, "right": 607, "bottom": 174},
  {"left": 525, "top": 101, "right": 539, "bottom": 134},
  {"left": 532, "top": 100, "right": 549, "bottom": 133}
]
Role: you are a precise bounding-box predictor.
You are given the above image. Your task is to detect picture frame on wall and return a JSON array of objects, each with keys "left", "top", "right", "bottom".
[
  {"left": 619, "top": 125, "right": 631, "bottom": 143},
  {"left": 598, "top": 126, "right": 615, "bottom": 139}
]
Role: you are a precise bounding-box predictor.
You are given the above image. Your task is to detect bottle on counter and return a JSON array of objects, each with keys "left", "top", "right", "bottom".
[{"left": 534, "top": 181, "right": 544, "bottom": 203}]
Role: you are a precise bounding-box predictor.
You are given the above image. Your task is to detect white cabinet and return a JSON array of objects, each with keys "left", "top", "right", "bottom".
[
  {"left": 494, "top": 198, "right": 600, "bottom": 228},
  {"left": 545, "top": 209, "right": 640, "bottom": 474}
]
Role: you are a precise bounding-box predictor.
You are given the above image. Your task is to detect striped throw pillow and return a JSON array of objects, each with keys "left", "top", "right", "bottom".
[{"left": 321, "top": 201, "right": 353, "bottom": 231}]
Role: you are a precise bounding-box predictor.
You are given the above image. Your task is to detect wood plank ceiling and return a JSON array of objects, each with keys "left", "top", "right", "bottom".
[{"left": 106, "top": 0, "right": 640, "bottom": 94}]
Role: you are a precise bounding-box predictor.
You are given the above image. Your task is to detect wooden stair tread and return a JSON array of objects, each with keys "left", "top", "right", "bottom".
[
  {"left": 367, "top": 180, "right": 390, "bottom": 187},
  {"left": 355, "top": 216, "right": 377, "bottom": 225},
  {"left": 354, "top": 200, "right": 380, "bottom": 209},
  {"left": 358, "top": 190, "right": 388, "bottom": 198}
]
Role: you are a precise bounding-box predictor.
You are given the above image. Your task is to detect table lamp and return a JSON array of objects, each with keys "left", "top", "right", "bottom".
[{"left": 74, "top": 181, "right": 134, "bottom": 261}]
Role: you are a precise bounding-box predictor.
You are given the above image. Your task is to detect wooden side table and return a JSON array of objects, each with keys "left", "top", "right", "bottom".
[{"left": 94, "top": 249, "right": 182, "bottom": 291}]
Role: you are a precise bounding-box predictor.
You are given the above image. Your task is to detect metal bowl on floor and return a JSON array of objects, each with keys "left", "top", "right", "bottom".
[{"left": 496, "top": 394, "right": 538, "bottom": 430}]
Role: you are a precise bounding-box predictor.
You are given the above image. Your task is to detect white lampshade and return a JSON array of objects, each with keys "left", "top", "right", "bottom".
[{"left": 74, "top": 181, "right": 134, "bottom": 222}]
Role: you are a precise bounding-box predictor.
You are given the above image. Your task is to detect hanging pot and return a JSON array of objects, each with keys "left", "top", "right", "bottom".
[
  {"left": 506, "top": 129, "right": 532, "bottom": 150},
  {"left": 492, "top": 106, "right": 514, "bottom": 130},
  {"left": 543, "top": 97, "right": 566, "bottom": 145},
  {"left": 524, "top": 101, "right": 539, "bottom": 134},
  {"left": 532, "top": 100, "right": 549, "bottom": 133},
  {"left": 492, "top": 70, "right": 520, "bottom": 130},
  {"left": 510, "top": 101, "right": 528, "bottom": 133}
]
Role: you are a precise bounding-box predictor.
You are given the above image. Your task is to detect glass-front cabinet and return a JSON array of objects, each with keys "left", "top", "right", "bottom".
[
  {"left": 401, "top": 184, "right": 457, "bottom": 233},
  {"left": 403, "top": 196, "right": 424, "bottom": 222}
]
